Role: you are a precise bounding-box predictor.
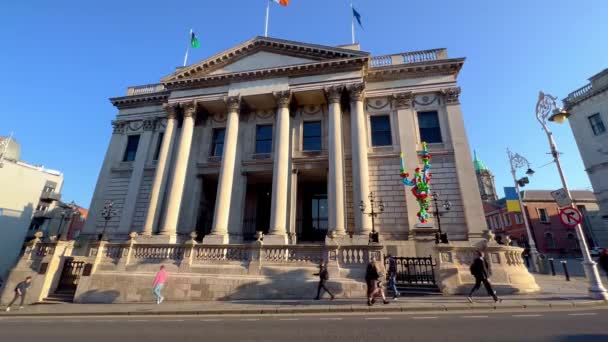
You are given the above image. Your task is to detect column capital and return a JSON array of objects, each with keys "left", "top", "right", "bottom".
[
  {"left": 348, "top": 83, "right": 366, "bottom": 102},
  {"left": 180, "top": 101, "right": 198, "bottom": 118},
  {"left": 392, "top": 92, "right": 413, "bottom": 110},
  {"left": 324, "top": 85, "right": 344, "bottom": 104},
  {"left": 224, "top": 95, "right": 241, "bottom": 112},
  {"left": 111, "top": 120, "right": 126, "bottom": 135},
  {"left": 162, "top": 103, "right": 180, "bottom": 120},
  {"left": 442, "top": 87, "right": 461, "bottom": 105},
  {"left": 273, "top": 90, "right": 292, "bottom": 108}
]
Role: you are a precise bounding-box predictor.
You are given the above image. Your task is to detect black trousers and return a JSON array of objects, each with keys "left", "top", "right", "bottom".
[
  {"left": 469, "top": 277, "right": 497, "bottom": 299},
  {"left": 316, "top": 280, "right": 333, "bottom": 298},
  {"left": 7, "top": 292, "right": 25, "bottom": 308}
]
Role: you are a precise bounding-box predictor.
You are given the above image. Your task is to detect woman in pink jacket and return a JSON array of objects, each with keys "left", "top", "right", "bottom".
[{"left": 152, "top": 265, "right": 168, "bottom": 304}]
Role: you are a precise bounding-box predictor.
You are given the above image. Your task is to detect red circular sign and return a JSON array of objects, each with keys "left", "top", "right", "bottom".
[{"left": 559, "top": 207, "right": 582, "bottom": 227}]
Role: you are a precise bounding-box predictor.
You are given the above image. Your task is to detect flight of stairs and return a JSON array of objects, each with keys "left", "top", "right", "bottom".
[{"left": 35, "top": 291, "right": 75, "bottom": 304}]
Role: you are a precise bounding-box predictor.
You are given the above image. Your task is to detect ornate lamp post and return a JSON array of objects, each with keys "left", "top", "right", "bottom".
[
  {"left": 99, "top": 201, "right": 118, "bottom": 241},
  {"left": 506, "top": 149, "right": 540, "bottom": 272},
  {"left": 535, "top": 91, "right": 607, "bottom": 300},
  {"left": 58, "top": 201, "right": 81, "bottom": 241},
  {"left": 431, "top": 192, "right": 451, "bottom": 244},
  {"left": 360, "top": 192, "right": 384, "bottom": 243}
]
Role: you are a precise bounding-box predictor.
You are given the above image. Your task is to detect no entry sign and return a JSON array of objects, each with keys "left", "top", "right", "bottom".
[{"left": 559, "top": 207, "right": 582, "bottom": 227}]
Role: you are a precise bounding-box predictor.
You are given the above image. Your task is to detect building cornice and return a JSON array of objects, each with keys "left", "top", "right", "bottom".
[
  {"left": 366, "top": 58, "right": 465, "bottom": 82},
  {"left": 564, "top": 83, "right": 608, "bottom": 110},
  {"left": 110, "top": 91, "right": 170, "bottom": 109}
]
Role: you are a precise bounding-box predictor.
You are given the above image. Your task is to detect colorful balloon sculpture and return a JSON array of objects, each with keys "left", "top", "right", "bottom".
[{"left": 399, "top": 142, "right": 432, "bottom": 223}]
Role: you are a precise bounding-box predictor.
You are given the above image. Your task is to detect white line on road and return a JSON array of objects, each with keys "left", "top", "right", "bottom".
[
  {"left": 321, "top": 318, "right": 343, "bottom": 321},
  {"left": 163, "top": 319, "right": 185, "bottom": 322},
  {"left": 65, "top": 320, "right": 82, "bottom": 323},
  {"left": 461, "top": 316, "right": 489, "bottom": 319},
  {"left": 200, "top": 319, "right": 222, "bottom": 322},
  {"left": 568, "top": 313, "right": 597, "bottom": 316},
  {"left": 96, "top": 320, "right": 115, "bottom": 322},
  {"left": 512, "top": 314, "right": 542, "bottom": 318},
  {"left": 365, "top": 317, "right": 390, "bottom": 320},
  {"left": 412, "top": 317, "right": 438, "bottom": 320},
  {"left": 240, "top": 318, "right": 259, "bottom": 321},
  {"left": 130, "top": 320, "right": 148, "bottom": 322},
  {"left": 279, "top": 318, "right": 300, "bottom": 321}
]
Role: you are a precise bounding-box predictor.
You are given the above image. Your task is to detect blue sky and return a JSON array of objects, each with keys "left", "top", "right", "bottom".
[{"left": 1, "top": 0, "right": 607, "bottom": 209}]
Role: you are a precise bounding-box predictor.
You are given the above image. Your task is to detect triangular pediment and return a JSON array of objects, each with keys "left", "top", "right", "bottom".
[{"left": 162, "top": 36, "right": 369, "bottom": 82}]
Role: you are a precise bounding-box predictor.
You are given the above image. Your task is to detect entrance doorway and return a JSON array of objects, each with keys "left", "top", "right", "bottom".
[
  {"left": 297, "top": 180, "right": 328, "bottom": 242},
  {"left": 195, "top": 177, "right": 218, "bottom": 241},
  {"left": 243, "top": 175, "right": 272, "bottom": 241}
]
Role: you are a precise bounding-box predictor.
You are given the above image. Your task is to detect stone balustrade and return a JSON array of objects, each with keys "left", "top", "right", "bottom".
[
  {"left": 370, "top": 48, "right": 447, "bottom": 68},
  {"left": 565, "top": 83, "right": 593, "bottom": 104},
  {"left": 126, "top": 83, "right": 166, "bottom": 96}
]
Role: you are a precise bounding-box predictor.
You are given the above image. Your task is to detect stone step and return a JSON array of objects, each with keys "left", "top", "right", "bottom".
[{"left": 35, "top": 292, "right": 75, "bottom": 304}]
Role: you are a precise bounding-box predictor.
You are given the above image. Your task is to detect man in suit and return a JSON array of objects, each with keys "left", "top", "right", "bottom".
[{"left": 467, "top": 251, "right": 501, "bottom": 303}]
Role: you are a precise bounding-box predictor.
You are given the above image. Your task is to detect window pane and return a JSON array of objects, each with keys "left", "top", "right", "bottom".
[
  {"left": 418, "top": 111, "right": 442, "bottom": 143},
  {"left": 303, "top": 121, "right": 321, "bottom": 137},
  {"left": 154, "top": 132, "right": 164, "bottom": 161},
  {"left": 212, "top": 128, "right": 226, "bottom": 156},
  {"left": 256, "top": 140, "right": 272, "bottom": 154},
  {"left": 303, "top": 137, "right": 321, "bottom": 151},
  {"left": 123, "top": 135, "right": 140, "bottom": 162},
  {"left": 256, "top": 125, "right": 273, "bottom": 140},
  {"left": 589, "top": 113, "right": 606, "bottom": 135},
  {"left": 370, "top": 116, "right": 392, "bottom": 146},
  {"left": 256, "top": 125, "right": 273, "bottom": 153}
]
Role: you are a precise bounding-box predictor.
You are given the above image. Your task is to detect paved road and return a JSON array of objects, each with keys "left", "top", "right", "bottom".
[{"left": 1, "top": 309, "right": 607, "bottom": 342}]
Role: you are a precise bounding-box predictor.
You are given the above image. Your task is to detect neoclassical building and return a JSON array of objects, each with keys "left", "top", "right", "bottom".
[
  {"left": 83, "top": 36, "right": 487, "bottom": 249},
  {"left": 3, "top": 37, "right": 537, "bottom": 304}
]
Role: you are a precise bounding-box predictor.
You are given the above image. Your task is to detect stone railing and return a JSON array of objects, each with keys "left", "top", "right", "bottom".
[
  {"left": 192, "top": 245, "right": 250, "bottom": 262},
  {"left": 35, "top": 243, "right": 56, "bottom": 258},
  {"left": 132, "top": 245, "right": 185, "bottom": 260},
  {"left": 370, "top": 48, "right": 447, "bottom": 68},
  {"left": 564, "top": 83, "right": 593, "bottom": 105},
  {"left": 126, "top": 83, "right": 166, "bottom": 96}
]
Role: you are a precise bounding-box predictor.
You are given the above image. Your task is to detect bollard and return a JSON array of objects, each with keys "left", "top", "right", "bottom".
[
  {"left": 561, "top": 260, "right": 570, "bottom": 281},
  {"left": 549, "top": 258, "right": 556, "bottom": 276}
]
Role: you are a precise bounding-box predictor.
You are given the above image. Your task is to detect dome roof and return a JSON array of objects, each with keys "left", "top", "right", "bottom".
[
  {"left": 473, "top": 150, "right": 487, "bottom": 173},
  {"left": 0, "top": 136, "right": 21, "bottom": 161}
]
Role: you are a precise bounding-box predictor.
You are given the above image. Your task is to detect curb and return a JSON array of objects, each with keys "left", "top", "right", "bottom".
[{"left": 2, "top": 301, "right": 607, "bottom": 318}]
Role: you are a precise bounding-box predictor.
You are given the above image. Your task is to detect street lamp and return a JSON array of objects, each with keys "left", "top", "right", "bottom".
[
  {"left": 99, "top": 201, "right": 118, "bottom": 241},
  {"left": 506, "top": 149, "right": 540, "bottom": 272},
  {"left": 58, "top": 201, "right": 81, "bottom": 241},
  {"left": 360, "top": 192, "right": 384, "bottom": 243},
  {"left": 431, "top": 192, "right": 451, "bottom": 244},
  {"left": 535, "top": 91, "right": 607, "bottom": 300}
]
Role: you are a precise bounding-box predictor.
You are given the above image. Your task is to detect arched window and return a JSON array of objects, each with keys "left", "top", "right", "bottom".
[
  {"left": 567, "top": 233, "right": 578, "bottom": 250},
  {"left": 545, "top": 232, "right": 557, "bottom": 249}
]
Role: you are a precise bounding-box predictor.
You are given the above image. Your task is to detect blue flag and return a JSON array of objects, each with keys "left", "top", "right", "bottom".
[{"left": 352, "top": 7, "right": 363, "bottom": 28}]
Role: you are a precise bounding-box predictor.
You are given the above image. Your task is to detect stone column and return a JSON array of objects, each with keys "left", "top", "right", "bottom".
[
  {"left": 442, "top": 87, "right": 486, "bottom": 240},
  {"left": 266, "top": 90, "right": 292, "bottom": 245},
  {"left": 159, "top": 101, "right": 197, "bottom": 241},
  {"left": 349, "top": 83, "right": 373, "bottom": 237},
  {"left": 325, "top": 86, "right": 346, "bottom": 236},
  {"left": 118, "top": 119, "right": 155, "bottom": 234},
  {"left": 204, "top": 96, "right": 241, "bottom": 245},
  {"left": 142, "top": 104, "right": 178, "bottom": 236},
  {"left": 393, "top": 92, "right": 421, "bottom": 236}
]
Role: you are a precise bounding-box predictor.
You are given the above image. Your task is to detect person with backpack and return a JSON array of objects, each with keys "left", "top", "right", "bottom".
[
  {"left": 314, "top": 260, "right": 335, "bottom": 300},
  {"left": 467, "top": 250, "right": 501, "bottom": 303},
  {"left": 5, "top": 276, "right": 32, "bottom": 312},
  {"left": 386, "top": 254, "right": 400, "bottom": 300}
]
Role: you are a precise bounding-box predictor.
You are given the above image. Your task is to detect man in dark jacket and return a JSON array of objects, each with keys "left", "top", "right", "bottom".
[
  {"left": 314, "top": 261, "right": 335, "bottom": 300},
  {"left": 467, "top": 251, "right": 501, "bottom": 303},
  {"left": 5, "top": 276, "right": 32, "bottom": 312}
]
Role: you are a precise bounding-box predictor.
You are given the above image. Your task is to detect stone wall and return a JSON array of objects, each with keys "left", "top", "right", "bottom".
[
  {"left": 429, "top": 152, "right": 467, "bottom": 240},
  {"left": 368, "top": 155, "right": 408, "bottom": 240},
  {"left": 131, "top": 170, "right": 154, "bottom": 233},
  {"left": 95, "top": 171, "right": 131, "bottom": 234}
]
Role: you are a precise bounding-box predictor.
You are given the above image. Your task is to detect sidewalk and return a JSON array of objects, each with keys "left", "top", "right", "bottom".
[{"left": 2, "top": 275, "right": 606, "bottom": 317}]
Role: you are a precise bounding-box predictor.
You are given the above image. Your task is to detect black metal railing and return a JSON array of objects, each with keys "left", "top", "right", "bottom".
[
  {"left": 385, "top": 256, "right": 436, "bottom": 286},
  {"left": 56, "top": 258, "right": 85, "bottom": 293}
]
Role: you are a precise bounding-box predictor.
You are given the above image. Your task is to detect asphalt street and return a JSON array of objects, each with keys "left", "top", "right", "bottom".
[{"left": 1, "top": 309, "right": 607, "bottom": 342}]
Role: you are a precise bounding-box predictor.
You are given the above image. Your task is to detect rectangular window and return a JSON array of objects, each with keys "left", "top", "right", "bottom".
[
  {"left": 503, "top": 213, "right": 512, "bottom": 227},
  {"left": 153, "top": 132, "right": 164, "bottom": 161},
  {"left": 370, "top": 115, "right": 392, "bottom": 146},
  {"left": 211, "top": 128, "right": 226, "bottom": 157},
  {"left": 538, "top": 208, "right": 550, "bottom": 223},
  {"left": 255, "top": 125, "right": 273, "bottom": 154},
  {"left": 302, "top": 121, "right": 322, "bottom": 151},
  {"left": 514, "top": 213, "right": 523, "bottom": 225},
  {"left": 123, "top": 135, "right": 140, "bottom": 162},
  {"left": 417, "top": 111, "right": 442, "bottom": 143},
  {"left": 43, "top": 186, "right": 55, "bottom": 193},
  {"left": 588, "top": 113, "right": 606, "bottom": 136}
]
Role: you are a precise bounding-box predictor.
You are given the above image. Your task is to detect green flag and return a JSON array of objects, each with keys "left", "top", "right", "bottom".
[{"left": 190, "top": 31, "right": 200, "bottom": 48}]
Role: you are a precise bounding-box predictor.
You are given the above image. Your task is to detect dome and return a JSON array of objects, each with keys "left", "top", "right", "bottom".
[
  {"left": 0, "top": 136, "right": 21, "bottom": 161},
  {"left": 473, "top": 150, "right": 487, "bottom": 173}
]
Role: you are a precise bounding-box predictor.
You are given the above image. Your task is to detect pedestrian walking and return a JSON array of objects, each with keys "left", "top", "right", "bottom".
[
  {"left": 152, "top": 265, "right": 168, "bottom": 304},
  {"left": 5, "top": 276, "right": 32, "bottom": 312},
  {"left": 365, "top": 258, "right": 389, "bottom": 306},
  {"left": 386, "top": 254, "right": 400, "bottom": 300},
  {"left": 599, "top": 248, "right": 608, "bottom": 278},
  {"left": 467, "top": 251, "right": 501, "bottom": 303},
  {"left": 313, "top": 260, "right": 335, "bottom": 300}
]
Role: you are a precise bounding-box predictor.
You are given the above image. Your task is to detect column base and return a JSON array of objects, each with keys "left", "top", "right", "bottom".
[
  {"left": 202, "top": 234, "right": 229, "bottom": 245},
  {"left": 263, "top": 234, "right": 288, "bottom": 245}
]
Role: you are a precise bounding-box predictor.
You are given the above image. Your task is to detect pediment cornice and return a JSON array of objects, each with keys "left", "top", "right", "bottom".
[
  {"left": 162, "top": 36, "right": 369, "bottom": 82},
  {"left": 366, "top": 58, "right": 465, "bottom": 82},
  {"left": 110, "top": 91, "right": 170, "bottom": 109}
]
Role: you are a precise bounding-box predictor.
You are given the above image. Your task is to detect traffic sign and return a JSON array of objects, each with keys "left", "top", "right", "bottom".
[
  {"left": 551, "top": 188, "right": 572, "bottom": 208},
  {"left": 559, "top": 207, "right": 582, "bottom": 227}
]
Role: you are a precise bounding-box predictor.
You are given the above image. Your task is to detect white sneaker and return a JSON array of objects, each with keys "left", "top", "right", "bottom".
[
  {"left": 5, "top": 307, "right": 10, "bottom": 312},
  {"left": 18, "top": 306, "right": 24, "bottom": 310},
  {"left": 467, "top": 296, "right": 473, "bottom": 303},
  {"left": 156, "top": 298, "right": 159, "bottom": 304},
  {"left": 159, "top": 296, "right": 164, "bottom": 304}
]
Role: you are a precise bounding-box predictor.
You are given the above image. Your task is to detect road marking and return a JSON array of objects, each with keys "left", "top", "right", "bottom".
[
  {"left": 66, "top": 320, "right": 82, "bottom": 323},
  {"left": 412, "top": 317, "right": 437, "bottom": 320},
  {"left": 321, "top": 318, "right": 343, "bottom": 321},
  {"left": 365, "top": 317, "right": 390, "bottom": 320},
  {"left": 130, "top": 320, "right": 148, "bottom": 322},
  {"left": 512, "top": 314, "right": 542, "bottom": 317},
  {"left": 240, "top": 318, "right": 259, "bottom": 321},
  {"left": 163, "top": 319, "right": 185, "bottom": 322},
  {"left": 200, "top": 319, "right": 222, "bottom": 322},
  {"left": 461, "top": 316, "right": 488, "bottom": 319},
  {"left": 96, "top": 320, "right": 115, "bottom": 322},
  {"left": 568, "top": 313, "right": 597, "bottom": 316},
  {"left": 279, "top": 318, "right": 300, "bottom": 321}
]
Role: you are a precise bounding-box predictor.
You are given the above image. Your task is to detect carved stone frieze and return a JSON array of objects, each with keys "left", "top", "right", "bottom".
[
  {"left": 348, "top": 83, "right": 365, "bottom": 102},
  {"left": 367, "top": 97, "right": 391, "bottom": 111},
  {"left": 324, "top": 85, "right": 344, "bottom": 104},
  {"left": 111, "top": 120, "right": 127, "bottom": 134},
  {"left": 143, "top": 119, "right": 156, "bottom": 131},
  {"left": 442, "top": 87, "right": 461, "bottom": 105},
  {"left": 274, "top": 90, "right": 292, "bottom": 108}
]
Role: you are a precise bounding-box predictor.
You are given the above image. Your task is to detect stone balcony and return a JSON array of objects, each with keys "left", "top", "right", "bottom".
[{"left": 370, "top": 48, "right": 448, "bottom": 68}]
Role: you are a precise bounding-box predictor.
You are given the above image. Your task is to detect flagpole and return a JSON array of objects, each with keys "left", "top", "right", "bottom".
[
  {"left": 350, "top": 1, "right": 355, "bottom": 44},
  {"left": 265, "top": 0, "right": 270, "bottom": 37},
  {"left": 183, "top": 29, "right": 192, "bottom": 67}
]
